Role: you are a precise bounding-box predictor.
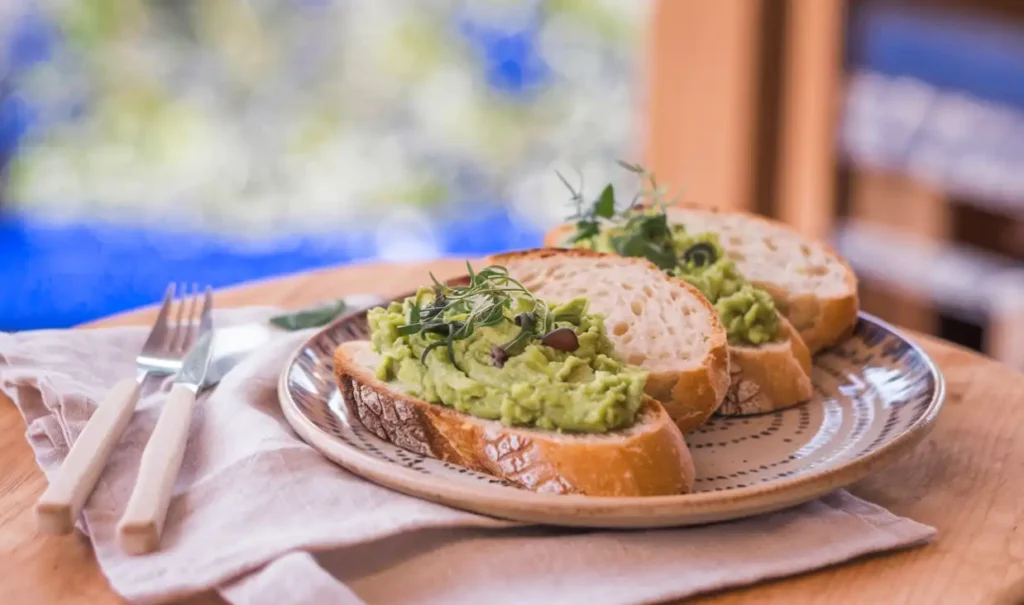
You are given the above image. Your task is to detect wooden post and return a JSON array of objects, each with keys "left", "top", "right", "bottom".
[
  {"left": 775, "top": 0, "right": 846, "bottom": 239},
  {"left": 645, "top": 0, "right": 764, "bottom": 212}
]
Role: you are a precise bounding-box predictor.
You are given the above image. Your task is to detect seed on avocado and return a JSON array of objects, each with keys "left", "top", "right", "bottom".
[
  {"left": 541, "top": 327, "right": 579, "bottom": 352},
  {"left": 490, "top": 345, "right": 509, "bottom": 367}
]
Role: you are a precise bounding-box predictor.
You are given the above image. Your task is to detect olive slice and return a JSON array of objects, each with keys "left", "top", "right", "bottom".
[
  {"left": 513, "top": 311, "right": 536, "bottom": 327},
  {"left": 683, "top": 242, "right": 717, "bottom": 268}
]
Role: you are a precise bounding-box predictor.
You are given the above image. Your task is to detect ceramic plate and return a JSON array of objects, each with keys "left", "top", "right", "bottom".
[{"left": 279, "top": 299, "right": 945, "bottom": 528}]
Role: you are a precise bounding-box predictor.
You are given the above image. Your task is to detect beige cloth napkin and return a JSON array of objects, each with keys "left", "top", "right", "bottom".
[{"left": 0, "top": 307, "right": 937, "bottom": 605}]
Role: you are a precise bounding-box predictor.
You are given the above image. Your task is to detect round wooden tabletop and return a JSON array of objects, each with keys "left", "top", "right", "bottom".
[{"left": 3, "top": 258, "right": 1024, "bottom": 605}]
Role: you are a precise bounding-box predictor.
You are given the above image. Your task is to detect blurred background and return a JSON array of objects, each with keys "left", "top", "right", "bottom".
[{"left": 4, "top": 0, "right": 1024, "bottom": 369}]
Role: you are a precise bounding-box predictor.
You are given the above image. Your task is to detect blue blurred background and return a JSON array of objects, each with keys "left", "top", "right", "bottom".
[
  {"left": 0, "top": 0, "right": 648, "bottom": 330},
  {"left": 6, "top": 0, "right": 1024, "bottom": 370}
]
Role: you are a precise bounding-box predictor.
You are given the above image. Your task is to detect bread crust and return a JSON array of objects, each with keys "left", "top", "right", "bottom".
[
  {"left": 485, "top": 248, "right": 731, "bottom": 434},
  {"left": 717, "top": 316, "right": 814, "bottom": 416},
  {"left": 544, "top": 206, "right": 859, "bottom": 354},
  {"left": 334, "top": 341, "right": 697, "bottom": 497}
]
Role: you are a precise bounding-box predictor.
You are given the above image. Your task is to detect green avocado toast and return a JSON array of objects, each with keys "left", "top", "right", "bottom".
[
  {"left": 333, "top": 251, "right": 735, "bottom": 496},
  {"left": 367, "top": 266, "right": 646, "bottom": 434},
  {"left": 544, "top": 162, "right": 823, "bottom": 416}
]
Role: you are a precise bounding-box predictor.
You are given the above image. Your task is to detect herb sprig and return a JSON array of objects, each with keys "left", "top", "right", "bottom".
[
  {"left": 560, "top": 170, "right": 615, "bottom": 243},
  {"left": 561, "top": 160, "right": 683, "bottom": 271},
  {"left": 398, "top": 263, "right": 560, "bottom": 370}
]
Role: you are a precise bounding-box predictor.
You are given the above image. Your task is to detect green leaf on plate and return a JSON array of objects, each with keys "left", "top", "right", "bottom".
[{"left": 269, "top": 299, "right": 348, "bottom": 331}]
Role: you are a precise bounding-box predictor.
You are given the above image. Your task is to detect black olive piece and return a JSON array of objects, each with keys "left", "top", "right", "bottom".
[
  {"left": 541, "top": 327, "right": 579, "bottom": 352},
  {"left": 513, "top": 311, "right": 536, "bottom": 327},
  {"left": 683, "top": 242, "right": 717, "bottom": 268},
  {"left": 490, "top": 345, "right": 509, "bottom": 368}
]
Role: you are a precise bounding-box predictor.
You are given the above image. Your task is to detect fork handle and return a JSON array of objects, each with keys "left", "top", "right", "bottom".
[
  {"left": 117, "top": 383, "right": 197, "bottom": 555},
  {"left": 35, "top": 377, "right": 143, "bottom": 535}
]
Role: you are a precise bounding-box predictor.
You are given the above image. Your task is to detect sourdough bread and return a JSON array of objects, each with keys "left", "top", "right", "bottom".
[
  {"left": 719, "top": 315, "right": 813, "bottom": 416},
  {"left": 335, "top": 341, "right": 697, "bottom": 497},
  {"left": 486, "top": 248, "right": 731, "bottom": 433}
]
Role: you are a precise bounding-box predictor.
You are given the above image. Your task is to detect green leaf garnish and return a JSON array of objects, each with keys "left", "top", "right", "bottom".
[
  {"left": 270, "top": 300, "right": 348, "bottom": 331},
  {"left": 563, "top": 160, "right": 686, "bottom": 269},
  {"left": 499, "top": 312, "right": 537, "bottom": 358},
  {"left": 613, "top": 232, "right": 678, "bottom": 271},
  {"left": 594, "top": 184, "right": 616, "bottom": 219},
  {"left": 400, "top": 264, "right": 556, "bottom": 370},
  {"left": 569, "top": 220, "right": 600, "bottom": 244},
  {"left": 409, "top": 298, "right": 421, "bottom": 325},
  {"left": 396, "top": 323, "right": 424, "bottom": 336}
]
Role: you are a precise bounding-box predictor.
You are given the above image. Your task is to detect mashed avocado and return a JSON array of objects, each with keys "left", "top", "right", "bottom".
[
  {"left": 367, "top": 288, "right": 646, "bottom": 433},
  {"left": 715, "top": 285, "right": 778, "bottom": 346},
  {"left": 670, "top": 232, "right": 779, "bottom": 346},
  {"left": 579, "top": 216, "right": 780, "bottom": 346}
]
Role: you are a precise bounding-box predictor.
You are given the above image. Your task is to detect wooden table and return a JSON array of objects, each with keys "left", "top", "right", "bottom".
[{"left": 3, "top": 259, "right": 1024, "bottom": 605}]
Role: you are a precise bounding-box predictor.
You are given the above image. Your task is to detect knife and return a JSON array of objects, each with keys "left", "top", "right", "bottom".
[
  {"left": 113, "top": 293, "right": 385, "bottom": 555},
  {"left": 116, "top": 292, "right": 216, "bottom": 556}
]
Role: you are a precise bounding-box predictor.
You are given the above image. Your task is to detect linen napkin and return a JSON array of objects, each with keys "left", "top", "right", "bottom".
[{"left": 0, "top": 307, "right": 937, "bottom": 605}]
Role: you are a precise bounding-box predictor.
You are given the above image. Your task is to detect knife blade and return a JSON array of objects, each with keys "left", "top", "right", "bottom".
[{"left": 176, "top": 329, "right": 215, "bottom": 391}]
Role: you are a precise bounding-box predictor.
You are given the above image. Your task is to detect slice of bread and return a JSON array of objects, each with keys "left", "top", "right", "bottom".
[
  {"left": 335, "top": 341, "right": 697, "bottom": 497},
  {"left": 545, "top": 206, "right": 859, "bottom": 354},
  {"left": 719, "top": 315, "right": 813, "bottom": 416},
  {"left": 485, "top": 248, "right": 731, "bottom": 433}
]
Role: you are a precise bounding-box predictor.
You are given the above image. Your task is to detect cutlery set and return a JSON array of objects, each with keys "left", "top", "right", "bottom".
[
  {"left": 33, "top": 286, "right": 386, "bottom": 554},
  {"left": 35, "top": 283, "right": 220, "bottom": 555}
]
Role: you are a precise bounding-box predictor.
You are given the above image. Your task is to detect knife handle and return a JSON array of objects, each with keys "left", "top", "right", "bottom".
[
  {"left": 117, "top": 383, "right": 197, "bottom": 555},
  {"left": 36, "top": 377, "right": 142, "bottom": 535}
]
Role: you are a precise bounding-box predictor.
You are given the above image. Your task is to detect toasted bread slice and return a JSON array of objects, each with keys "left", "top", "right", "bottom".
[
  {"left": 545, "top": 206, "right": 859, "bottom": 353},
  {"left": 335, "top": 341, "right": 697, "bottom": 497},
  {"left": 485, "top": 248, "right": 731, "bottom": 433},
  {"left": 718, "top": 315, "right": 813, "bottom": 416}
]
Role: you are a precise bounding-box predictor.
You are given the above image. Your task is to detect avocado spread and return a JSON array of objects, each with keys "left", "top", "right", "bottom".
[
  {"left": 582, "top": 222, "right": 779, "bottom": 346},
  {"left": 562, "top": 167, "right": 779, "bottom": 346},
  {"left": 366, "top": 267, "right": 647, "bottom": 433},
  {"left": 669, "top": 232, "right": 779, "bottom": 346}
]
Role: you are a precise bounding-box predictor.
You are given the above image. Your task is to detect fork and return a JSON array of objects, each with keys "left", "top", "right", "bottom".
[{"left": 35, "top": 283, "right": 210, "bottom": 535}]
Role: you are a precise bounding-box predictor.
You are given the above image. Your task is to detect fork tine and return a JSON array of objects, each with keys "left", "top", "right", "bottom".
[
  {"left": 140, "top": 283, "right": 176, "bottom": 350},
  {"left": 176, "top": 283, "right": 190, "bottom": 352},
  {"left": 175, "top": 282, "right": 190, "bottom": 351},
  {"left": 196, "top": 286, "right": 217, "bottom": 343},
  {"left": 181, "top": 283, "right": 202, "bottom": 351},
  {"left": 197, "top": 286, "right": 214, "bottom": 335}
]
